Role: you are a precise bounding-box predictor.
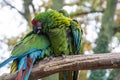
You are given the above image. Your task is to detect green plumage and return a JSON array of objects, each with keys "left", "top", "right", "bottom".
[
  {"left": 58, "top": 9, "right": 70, "bottom": 17},
  {"left": 33, "top": 9, "right": 82, "bottom": 80},
  {"left": 11, "top": 31, "right": 50, "bottom": 56},
  {"left": 10, "top": 31, "right": 51, "bottom": 73},
  {"left": 34, "top": 10, "right": 73, "bottom": 56},
  {"left": 46, "top": 27, "right": 69, "bottom": 56},
  {"left": 34, "top": 10, "right": 71, "bottom": 31}
]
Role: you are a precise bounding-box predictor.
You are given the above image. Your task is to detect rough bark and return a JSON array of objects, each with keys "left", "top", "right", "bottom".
[{"left": 0, "top": 53, "right": 120, "bottom": 80}]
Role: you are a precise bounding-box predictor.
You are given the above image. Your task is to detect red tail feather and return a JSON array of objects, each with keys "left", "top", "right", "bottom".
[
  {"left": 16, "top": 57, "right": 33, "bottom": 80},
  {"left": 23, "top": 57, "right": 33, "bottom": 78},
  {"left": 16, "top": 69, "right": 23, "bottom": 80}
]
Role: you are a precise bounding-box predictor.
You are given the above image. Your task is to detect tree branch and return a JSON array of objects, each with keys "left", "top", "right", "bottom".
[
  {"left": 1, "top": 53, "right": 120, "bottom": 80},
  {"left": 72, "top": 10, "right": 104, "bottom": 16},
  {"left": 3, "top": 0, "right": 24, "bottom": 16},
  {"left": 70, "top": 10, "right": 104, "bottom": 17}
]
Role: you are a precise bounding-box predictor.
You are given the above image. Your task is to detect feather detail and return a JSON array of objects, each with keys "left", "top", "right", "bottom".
[
  {"left": 16, "top": 69, "right": 23, "bottom": 80},
  {"left": 0, "top": 56, "right": 17, "bottom": 68},
  {"left": 10, "top": 60, "right": 18, "bottom": 73},
  {"left": 15, "top": 50, "right": 44, "bottom": 80},
  {"left": 23, "top": 57, "right": 33, "bottom": 80},
  {"left": 0, "top": 31, "right": 51, "bottom": 80},
  {"left": 70, "top": 21, "right": 82, "bottom": 54}
]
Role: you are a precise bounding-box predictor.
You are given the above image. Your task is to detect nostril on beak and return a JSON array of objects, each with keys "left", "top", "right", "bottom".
[
  {"left": 38, "top": 27, "right": 42, "bottom": 29},
  {"left": 37, "top": 30, "right": 41, "bottom": 34}
]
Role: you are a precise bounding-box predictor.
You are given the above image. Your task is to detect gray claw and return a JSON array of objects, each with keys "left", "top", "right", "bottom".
[
  {"left": 47, "top": 55, "right": 54, "bottom": 61},
  {"left": 61, "top": 54, "right": 66, "bottom": 59}
]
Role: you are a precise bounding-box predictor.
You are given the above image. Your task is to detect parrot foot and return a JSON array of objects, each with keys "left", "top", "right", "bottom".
[
  {"left": 61, "top": 54, "right": 67, "bottom": 59},
  {"left": 47, "top": 55, "right": 54, "bottom": 61}
]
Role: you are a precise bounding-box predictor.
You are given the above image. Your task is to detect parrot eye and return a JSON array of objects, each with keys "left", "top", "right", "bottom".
[
  {"left": 32, "top": 19, "right": 43, "bottom": 34},
  {"left": 36, "top": 21, "right": 42, "bottom": 27}
]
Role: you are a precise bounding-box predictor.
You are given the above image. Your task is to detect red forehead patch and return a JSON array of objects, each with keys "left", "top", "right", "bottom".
[{"left": 31, "top": 19, "right": 37, "bottom": 26}]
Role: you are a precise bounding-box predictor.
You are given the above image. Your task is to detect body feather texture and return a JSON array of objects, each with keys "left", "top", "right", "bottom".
[
  {"left": 0, "top": 31, "right": 51, "bottom": 80},
  {"left": 33, "top": 9, "right": 82, "bottom": 80}
]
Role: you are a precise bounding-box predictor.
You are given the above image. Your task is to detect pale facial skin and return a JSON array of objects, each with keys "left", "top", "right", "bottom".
[
  {"left": 36, "top": 21, "right": 42, "bottom": 29},
  {"left": 36, "top": 21, "right": 42, "bottom": 34}
]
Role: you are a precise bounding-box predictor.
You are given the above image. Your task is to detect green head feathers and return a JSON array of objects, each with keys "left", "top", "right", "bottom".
[
  {"left": 34, "top": 10, "right": 72, "bottom": 31},
  {"left": 58, "top": 9, "right": 70, "bottom": 17},
  {"left": 34, "top": 12, "right": 46, "bottom": 22}
]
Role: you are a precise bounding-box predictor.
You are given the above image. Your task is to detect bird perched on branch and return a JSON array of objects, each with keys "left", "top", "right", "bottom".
[
  {"left": 32, "top": 9, "right": 82, "bottom": 80},
  {"left": 0, "top": 31, "right": 52, "bottom": 80},
  {"left": 0, "top": 9, "right": 82, "bottom": 80}
]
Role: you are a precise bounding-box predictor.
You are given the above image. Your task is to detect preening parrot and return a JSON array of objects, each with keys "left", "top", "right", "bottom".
[
  {"left": 32, "top": 9, "right": 82, "bottom": 80},
  {"left": 0, "top": 31, "right": 52, "bottom": 80}
]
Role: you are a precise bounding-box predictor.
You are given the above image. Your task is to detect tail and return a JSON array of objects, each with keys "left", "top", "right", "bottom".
[
  {"left": 70, "top": 20, "right": 82, "bottom": 80},
  {"left": 0, "top": 56, "right": 17, "bottom": 68},
  {"left": 0, "top": 48, "right": 41, "bottom": 68},
  {"left": 15, "top": 50, "right": 42, "bottom": 80},
  {"left": 73, "top": 71, "right": 79, "bottom": 80},
  {"left": 59, "top": 71, "right": 72, "bottom": 80},
  {"left": 10, "top": 60, "right": 18, "bottom": 73},
  {"left": 59, "top": 71, "right": 78, "bottom": 80},
  {"left": 16, "top": 57, "right": 35, "bottom": 80}
]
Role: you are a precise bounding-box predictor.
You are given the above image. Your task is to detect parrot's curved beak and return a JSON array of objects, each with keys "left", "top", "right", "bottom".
[
  {"left": 32, "top": 19, "right": 43, "bottom": 34},
  {"left": 36, "top": 21, "right": 42, "bottom": 34}
]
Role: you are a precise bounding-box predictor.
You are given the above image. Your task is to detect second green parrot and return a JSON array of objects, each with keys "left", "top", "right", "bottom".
[{"left": 32, "top": 9, "right": 82, "bottom": 80}]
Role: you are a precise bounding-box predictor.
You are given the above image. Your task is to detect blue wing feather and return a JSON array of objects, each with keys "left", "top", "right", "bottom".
[
  {"left": 13, "top": 49, "right": 46, "bottom": 80},
  {"left": 72, "top": 27, "right": 81, "bottom": 53},
  {"left": 70, "top": 20, "right": 82, "bottom": 80},
  {"left": 0, "top": 32, "right": 51, "bottom": 80},
  {"left": 0, "top": 48, "right": 39, "bottom": 68},
  {"left": 24, "top": 51, "right": 41, "bottom": 80},
  {"left": 0, "top": 56, "right": 17, "bottom": 68}
]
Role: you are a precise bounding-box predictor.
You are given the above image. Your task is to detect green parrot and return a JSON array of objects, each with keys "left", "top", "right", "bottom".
[
  {"left": 32, "top": 9, "right": 82, "bottom": 80},
  {"left": 0, "top": 31, "right": 52, "bottom": 80}
]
